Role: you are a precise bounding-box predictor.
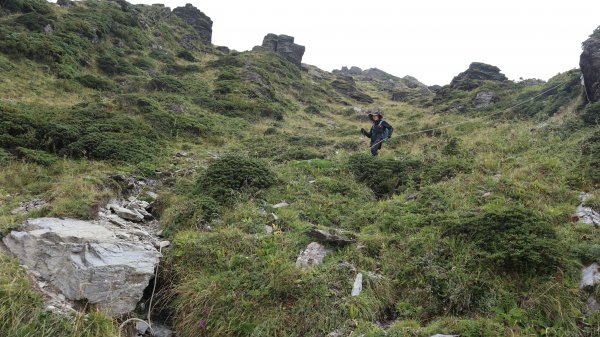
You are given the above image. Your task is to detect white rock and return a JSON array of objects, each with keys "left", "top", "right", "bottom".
[
  {"left": 351, "top": 273, "right": 363, "bottom": 296},
  {"left": 110, "top": 205, "right": 144, "bottom": 222},
  {"left": 581, "top": 263, "right": 600, "bottom": 289},
  {"left": 295, "top": 242, "right": 327, "bottom": 269},
  {"left": 159, "top": 240, "right": 170, "bottom": 249},
  {"left": 2, "top": 218, "right": 160, "bottom": 316},
  {"left": 272, "top": 202, "right": 289, "bottom": 209},
  {"left": 265, "top": 225, "right": 273, "bottom": 234}
]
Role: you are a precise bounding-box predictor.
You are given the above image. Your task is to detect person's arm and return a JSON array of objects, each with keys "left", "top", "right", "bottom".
[{"left": 361, "top": 127, "right": 372, "bottom": 138}]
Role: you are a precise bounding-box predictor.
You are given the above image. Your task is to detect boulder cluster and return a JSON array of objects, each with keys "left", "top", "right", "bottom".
[{"left": 253, "top": 33, "right": 306, "bottom": 66}]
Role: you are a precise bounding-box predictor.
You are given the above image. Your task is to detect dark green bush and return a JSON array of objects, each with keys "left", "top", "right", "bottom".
[
  {"left": 15, "top": 12, "right": 55, "bottom": 31},
  {"left": 16, "top": 147, "right": 57, "bottom": 166},
  {"left": 76, "top": 74, "right": 115, "bottom": 91},
  {"left": 1, "top": 0, "right": 52, "bottom": 14},
  {"left": 96, "top": 54, "right": 137, "bottom": 75},
  {"left": 304, "top": 105, "right": 320, "bottom": 114},
  {"left": 132, "top": 56, "right": 155, "bottom": 70},
  {"left": 0, "top": 148, "right": 14, "bottom": 165},
  {"left": 348, "top": 153, "right": 422, "bottom": 198},
  {"left": 582, "top": 102, "right": 600, "bottom": 125},
  {"left": 422, "top": 158, "right": 471, "bottom": 183},
  {"left": 581, "top": 131, "right": 600, "bottom": 184},
  {"left": 176, "top": 50, "right": 196, "bottom": 62},
  {"left": 444, "top": 205, "right": 563, "bottom": 273},
  {"left": 195, "top": 155, "right": 276, "bottom": 202},
  {"left": 279, "top": 148, "right": 324, "bottom": 161},
  {"left": 148, "top": 75, "right": 185, "bottom": 93}
]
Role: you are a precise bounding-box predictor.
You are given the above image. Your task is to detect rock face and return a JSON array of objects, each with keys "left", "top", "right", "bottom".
[
  {"left": 3, "top": 218, "right": 161, "bottom": 316},
  {"left": 295, "top": 242, "right": 327, "bottom": 269},
  {"left": 449, "top": 62, "right": 508, "bottom": 91},
  {"left": 173, "top": 4, "right": 213, "bottom": 45},
  {"left": 581, "top": 27, "right": 600, "bottom": 102},
  {"left": 473, "top": 91, "right": 495, "bottom": 108},
  {"left": 331, "top": 75, "right": 374, "bottom": 103},
  {"left": 253, "top": 34, "right": 305, "bottom": 66}
]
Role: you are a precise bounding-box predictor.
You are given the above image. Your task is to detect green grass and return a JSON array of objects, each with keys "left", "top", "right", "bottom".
[{"left": 1, "top": 1, "right": 600, "bottom": 336}]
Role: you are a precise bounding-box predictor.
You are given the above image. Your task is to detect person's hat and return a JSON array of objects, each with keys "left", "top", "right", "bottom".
[{"left": 368, "top": 109, "right": 383, "bottom": 120}]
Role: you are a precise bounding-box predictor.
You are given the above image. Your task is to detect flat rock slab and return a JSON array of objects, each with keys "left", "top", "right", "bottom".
[
  {"left": 2, "top": 217, "right": 160, "bottom": 316},
  {"left": 307, "top": 228, "right": 355, "bottom": 245},
  {"left": 581, "top": 263, "right": 600, "bottom": 289},
  {"left": 296, "top": 242, "right": 327, "bottom": 269}
]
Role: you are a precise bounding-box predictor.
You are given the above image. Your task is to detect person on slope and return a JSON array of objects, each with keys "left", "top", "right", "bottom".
[{"left": 360, "top": 110, "right": 393, "bottom": 156}]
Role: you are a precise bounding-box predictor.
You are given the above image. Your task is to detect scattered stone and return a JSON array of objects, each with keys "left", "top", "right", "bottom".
[
  {"left": 338, "top": 261, "right": 357, "bottom": 272},
  {"left": 473, "top": 91, "right": 495, "bottom": 108},
  {"left": 216, "top": 46, "right": 230, "bottom": 54},
  {"left": 265, "top": 225, "right": 273, "bottom": 234},
  {"left": 295, "top": 242, "right": 327, "bottom": 269},
  {"left": 574, "top": 193, "right": 600, "bottom": 227},
  {"left": 175, "top": 151, "right": 188, "bottom": 157},
  {"left": 253, "top": 33, "right": 305, "bottom": 66},
  {"left": 44, "top": 24, "right": 53, "bottom": 35},
  {"left": 351, "top": 273, "right": 363, "bottom": 296},
  {"left": 173, "top": 4, "right": 213, "bottom": 45},
  {"left": 110, "top": 204, "right": 144, "bottom": 223},
  {"left": 2, "top": 218, "right": 161, "bottom": 316},
  {"left": 272, "top": 201, "right": 289, "bottom": 209},
  {"left": 11, "top": 198, "right": 48, "bottom": 215},
  {"left": 580, "top": 263, "right": 600, "bottom": 289},
  {"left": 306, "top": 228, "right": 355, "bottom": 245},
  {"left": 581, "top": 27, "right": 600, "bottom": 102},
  {"left": 159, "top": 241, "right": 170, "bottom": 249},
  {"left": 327, "top": 331, "right": 342, "bottom": 337},
  {"left": 367, "top": 271, "right": 385, "bottom": 280}
]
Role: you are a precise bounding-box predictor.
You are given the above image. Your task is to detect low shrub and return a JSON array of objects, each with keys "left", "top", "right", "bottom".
[
  {"left": 444, "top": 204, "right": 564, "bottom": 273},
  {"left": 16, "top": 147, "right": 57, "bottom": 166},
  {"left": 176, "top": 50, "right": 196, "bottom": 62},
  {"left": 582, "top": 102, "right": 600, "bottom": 125},
  {"left": 148, "top": 75, "right": 185, "bottom": 93},
  {"left": 195, "top": 155, "right": 275, "bottom": 202},
  {"left": 75, "top": 74, "right": 115, "bottom": 90}
]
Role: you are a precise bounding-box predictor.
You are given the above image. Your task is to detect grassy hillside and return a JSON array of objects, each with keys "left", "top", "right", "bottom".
[{"left": 1, "top": 1, "right": 600, "bottom": 336}]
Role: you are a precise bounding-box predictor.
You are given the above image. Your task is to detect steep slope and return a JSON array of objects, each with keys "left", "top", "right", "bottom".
[{"left": 1, "top": 1, "right": 600, "bottom": 337}]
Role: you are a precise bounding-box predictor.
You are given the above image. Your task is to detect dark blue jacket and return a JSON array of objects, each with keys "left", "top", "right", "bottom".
[{"left": 364, "top": 120, "right": 393, "bottom": 146}]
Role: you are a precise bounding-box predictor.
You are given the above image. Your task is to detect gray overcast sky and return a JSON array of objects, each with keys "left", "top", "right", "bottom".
[{"left": 129, "top": 0, "right": 600, "bottom": 85}]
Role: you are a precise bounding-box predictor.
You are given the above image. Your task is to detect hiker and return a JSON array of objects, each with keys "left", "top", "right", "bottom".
[{"left": 360, "top": 110, "right": 393, "bottom": 156}]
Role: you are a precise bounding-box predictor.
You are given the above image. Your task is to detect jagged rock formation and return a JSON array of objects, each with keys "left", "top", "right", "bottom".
[
  {"left": 473, "top": 91, "right": 496, "bottom": 108},
  {"left": 449, "top": 62, "right": 508, "bottom": 91},
  {"left": 581, "top": 27, "right": 600, "bottom": 102},
  {"left": 252, "top": 34, "right": 305, "bottom": 66},
  {"left": 173, "top": 3, "right": 212, "bottom": 45}
]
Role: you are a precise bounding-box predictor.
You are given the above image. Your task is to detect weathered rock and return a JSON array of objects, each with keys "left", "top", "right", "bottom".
[
  {"left": 331, "top": 76, "right": 374, "bottom": 103},
  {"left": 110, "top": 204, "right": 144, "bottom": 222},
  {"left": 574, "top": 193, "right": 600, "bottom": 226},
  {"left": 173, "top": 4, "right": 213, "bottom": 45},
  {"left": 581, "top": 27, "right": 600, "bottom": 102},
  {"left": 272, "top": 201, "right": 289, "bottom": 209},
  {"left": 57, "top": 0, "right": 73, "bottom": 7},
  {"left": 2, "top": 218, "right": 161, "bottom": 316},
  {"left": 391, "top": 91, "right": 410, "bottom": 102},
  {"left": 581, "top": 263, "right": 600, "bottom": 289},
  {"left": 351, "top": 273, "right": 363, "bottom": 296},
  {"left": 11, "top": 198, "right": 48, "bottom": 215},
  {"left": 306, "top": 228, "right": 355, "bottom": 245},
  {"left": 44, "top": 24, "right": 53, "bottom": 35},
  {"left": 295, "top": 242, "right": 327, "bottom": 269},
  {"left": 448, "top": 62, "right": 507, "bottom": 91},
  {"left": 215, "top": 46, "right": 230, "bottom": 54},
  {"left": 473, "top": 91, "right": 495, "bottom": 108},
  {"left": 253, "top": 33, "right": 305, "bottom": 66}
]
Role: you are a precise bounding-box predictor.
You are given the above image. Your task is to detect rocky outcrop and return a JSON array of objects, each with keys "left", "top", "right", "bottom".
[
  {"left": 581, "top": 27, "right": 600, "bottom": 102},
  {"left": 331, "top": 75, "right": 374, "bottom": 103},
  {"left": 252, "top": 34, "right": 305, "bottom": 67},
  {"left": 173, "top": 4, "right": 212, "bottom": 45},
  {"left": 449, "top": 62, "right": 508, "bottom": 91},
  {"left": 3, "top": 217, "right": 161, "bottom": 316},
  {"left": 473, "top": 91, "right": 496, "bottom": 108}
]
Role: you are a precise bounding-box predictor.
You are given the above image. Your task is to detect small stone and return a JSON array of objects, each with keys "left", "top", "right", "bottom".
[
  {"left": 265, "top": 225, "right": 273, "bottom": 234},
  {"left": 482, "top": 192, "right": 492, "bottom": 197},
  {"left": 110, "top": 205, "right": 144, "bottom": 222},
  {"left": 270, "top": 213, "right": 280, "bottom": 221},
  {"left": 272, "top": 202, "right": 289, "bottom": 209},
  {"left": 581, "top": 263, "right": 600, "bottom": 289},
  {"left": 295, "top": 242, "right": 327, "bottom": 269},
  {"left": 351, "top": 273, "right": 363, "bottom": 296},
  {"left": 159, "top": 241, "right": 170, "bottom": 249}
]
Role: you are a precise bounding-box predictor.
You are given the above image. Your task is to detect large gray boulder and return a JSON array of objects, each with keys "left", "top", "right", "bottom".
[
  {"left": 173, "top": 4, "right": 213, "bottom": 45},
  {"left": 253, "top": 33, "right": 305, "bottom": 66},
  {"left": 581, "top": 27, "right": 600, "bottom": 102},
  {"left": 2, "top": 218, "right": 161, "bottom": 316}
]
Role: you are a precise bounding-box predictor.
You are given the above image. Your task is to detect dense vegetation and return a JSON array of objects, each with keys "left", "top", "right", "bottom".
[{"left": 0, "top": 1, "right": 599, "bottom": 336}]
